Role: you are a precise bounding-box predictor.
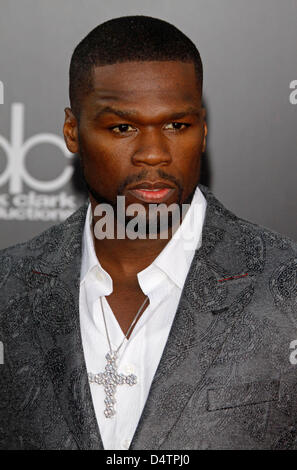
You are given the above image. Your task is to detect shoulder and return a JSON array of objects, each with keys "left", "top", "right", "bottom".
[
  {"left": 199, "top": 185, "right": 297, "bottom": 317},
  {"left": 0, "top": 201, "right": 88, "bottom": 258},
  {"left": 199, "top": 184, "right": 297, "bottom": 258},
  {"left": 199, "top": 184, "right": 296, "bottom": 298},
  {"left": 0, "top": 202, "right": 88, "bottom": 300}
]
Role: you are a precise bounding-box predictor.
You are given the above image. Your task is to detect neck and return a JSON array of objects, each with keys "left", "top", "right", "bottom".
[
  {"left": 90, "top": 199, "right": 175, "bottom": 278},
  {"left": 96, "top": 236, "right": 171, "bottom": 274}
]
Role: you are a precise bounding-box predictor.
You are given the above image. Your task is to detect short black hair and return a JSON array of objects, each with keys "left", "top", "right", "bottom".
[{"left": 69, "top": 15, "right": 203, "bottom": 118}]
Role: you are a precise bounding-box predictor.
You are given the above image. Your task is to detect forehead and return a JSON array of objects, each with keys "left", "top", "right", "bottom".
[{"left": 86, "top": 61, "right": 201, "bottom": 108}]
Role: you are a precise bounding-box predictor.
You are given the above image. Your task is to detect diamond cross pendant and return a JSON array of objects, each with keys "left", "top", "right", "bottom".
[{"left": 88, "top": 351, "right": 137, "bottom": 418}]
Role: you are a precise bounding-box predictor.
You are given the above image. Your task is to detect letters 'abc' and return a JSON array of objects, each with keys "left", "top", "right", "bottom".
[{"left": 0, "top": 103, "right": 73, "bottom": 194}]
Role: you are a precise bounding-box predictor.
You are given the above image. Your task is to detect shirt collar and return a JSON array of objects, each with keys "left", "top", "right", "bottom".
[
  {"left": 80, "top": 204, "right": 113, "bottom": 294},
  {"left": 138, "top": 185, "right": 207, "bottom": 290}
]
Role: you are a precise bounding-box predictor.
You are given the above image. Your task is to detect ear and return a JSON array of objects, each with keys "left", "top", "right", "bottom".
[
  {"left": 63, "top": 107, "right": 79, "bottom": 154},
  {"left": 201, "top": 108, "right": 208, "bottom": 153}
]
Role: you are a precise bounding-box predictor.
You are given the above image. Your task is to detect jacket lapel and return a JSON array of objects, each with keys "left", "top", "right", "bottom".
[
  {"left": 29, "top": 203, "right": 104, "bottom": 450},
  {"left": 130, "top": 185, "right": 260, "bottom": 449}
]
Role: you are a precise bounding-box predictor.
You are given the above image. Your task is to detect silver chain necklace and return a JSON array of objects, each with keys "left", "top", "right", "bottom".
[{"left": 88, "top": 295, "right": 149, "bottom": 418}]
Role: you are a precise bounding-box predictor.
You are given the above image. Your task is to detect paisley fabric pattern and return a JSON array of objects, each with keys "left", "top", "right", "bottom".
[
  {"left": 270, "top": 258, "right": 297, "bottom": 316},
  {"left": 0, "top": 184, "right": 296, "bottom": 450}
]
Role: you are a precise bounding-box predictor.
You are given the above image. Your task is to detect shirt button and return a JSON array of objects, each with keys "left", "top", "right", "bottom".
[
  {"left": 121, "top": 439, "right": 131, "bottom": 450},
  {"left": 124, "top": 364, "right": 136, "bottom": 374}
]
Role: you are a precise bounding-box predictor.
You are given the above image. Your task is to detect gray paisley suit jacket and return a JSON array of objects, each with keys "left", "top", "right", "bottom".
[{"left": 0, "top": 185, "right": 297, "bottom": 450}]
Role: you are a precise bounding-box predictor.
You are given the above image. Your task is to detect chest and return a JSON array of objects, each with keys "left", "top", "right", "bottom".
[{"left": 105, "top": 281, "right": 149, "bottom": 338}]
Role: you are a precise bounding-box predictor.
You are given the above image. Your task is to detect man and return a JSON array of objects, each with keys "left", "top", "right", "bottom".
[{"left": 0, "top": 15, "right": 296, "bottom": 450}]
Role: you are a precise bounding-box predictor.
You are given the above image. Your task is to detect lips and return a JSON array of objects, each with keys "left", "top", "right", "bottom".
[{"left": 127, "top": 181, "right": 176, "bottom": 203}]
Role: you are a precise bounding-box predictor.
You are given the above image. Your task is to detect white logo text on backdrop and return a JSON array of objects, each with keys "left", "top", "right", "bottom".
[{"left": 0, "top": 103, "right": 77, "bottom": 221}]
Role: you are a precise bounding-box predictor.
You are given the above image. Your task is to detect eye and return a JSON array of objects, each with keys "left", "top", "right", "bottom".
[
  {"left": 110, "top": 124, "right": 137, "bottom": 134},
  {"left": 163, "top": 122, "right": 190, "bottom": 131}
]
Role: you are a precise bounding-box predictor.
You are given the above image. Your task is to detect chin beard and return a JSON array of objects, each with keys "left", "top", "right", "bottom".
[{"left": 81, "top": 164, "right": 198, "bottom": 237}]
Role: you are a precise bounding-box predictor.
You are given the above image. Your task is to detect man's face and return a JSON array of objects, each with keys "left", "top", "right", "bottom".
[{"left": 64, "top": 60, "right": 207, "bottom": 213}]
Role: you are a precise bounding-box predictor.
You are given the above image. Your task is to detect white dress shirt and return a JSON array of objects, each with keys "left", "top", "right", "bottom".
[{"left": 79, "top": 186, "right": 207, "bottom": 450}]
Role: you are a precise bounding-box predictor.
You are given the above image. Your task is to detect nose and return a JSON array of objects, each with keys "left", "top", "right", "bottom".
[{"left": 131, "top": 128, "right": 172, "bottom": 167}]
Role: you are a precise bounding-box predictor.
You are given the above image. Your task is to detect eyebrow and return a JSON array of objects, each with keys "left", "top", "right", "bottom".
[{"left": 93, "top": 105, "right": 201, "bottom": 121}]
